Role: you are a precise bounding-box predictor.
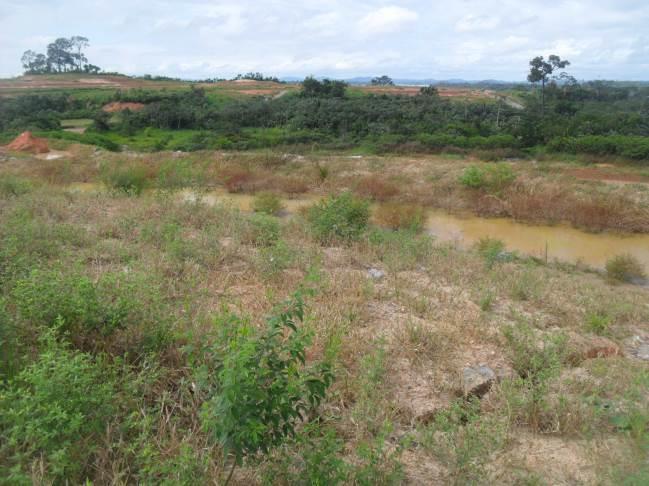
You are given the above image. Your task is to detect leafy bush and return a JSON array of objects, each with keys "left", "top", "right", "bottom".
[
  {"left": 307, "top": 192, "right": 370, "bottom": 243},
  {"left": 102, "top": 163, "right": 148, "bottom": 195},
  {"left": 605, "top": 254, "right": 646, "bottom": 283},
  {"left": 253, "top": 191, "right": 284, "bottom": 216},
  {"left": 374, "top": 203, "right": 424, "bottom": 231},
  {"left": 459, "top": 163, "right": 516, "bottom": 195},
  {"left": 200, "top": 291, "right": 333, "bottom": 484},
  {"left": 0, "top": 328, "right": 114, "bottom": 483}
]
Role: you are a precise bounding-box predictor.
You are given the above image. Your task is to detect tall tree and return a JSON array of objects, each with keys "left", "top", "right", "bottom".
[
  {"left": 527, "top": 55, "right": 570, "bottom": 115},
  {"left": 70, "top": 36, "right": 89, "bottom": 71},
  {"left": 21, "top": 50, "right": 48, "bottom": 73},
  {"left": 47, "top": 38, "right": 75, "bottom": 72}
]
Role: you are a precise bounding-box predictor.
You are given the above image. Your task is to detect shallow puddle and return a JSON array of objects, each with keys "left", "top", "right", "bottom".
[{"left": 424, "top": 211, "right": 649, "bottom": 270}]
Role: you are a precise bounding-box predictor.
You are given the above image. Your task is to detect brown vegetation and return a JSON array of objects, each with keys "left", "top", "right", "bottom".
[{"left": 355, "top": 175, "right": 400, "bottom": 201}]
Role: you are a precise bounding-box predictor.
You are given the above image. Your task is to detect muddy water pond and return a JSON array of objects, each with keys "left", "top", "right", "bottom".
[{"left": 68, "top": 184, "right": 649, "bottom": 271}]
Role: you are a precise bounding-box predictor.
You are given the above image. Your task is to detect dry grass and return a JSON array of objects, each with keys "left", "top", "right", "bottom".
[
  {"left": 374, "top": 203, "right": 424, "bottom": 230},
  {"left": 354, "top": 175, "right": 400, "bottom": 202}
]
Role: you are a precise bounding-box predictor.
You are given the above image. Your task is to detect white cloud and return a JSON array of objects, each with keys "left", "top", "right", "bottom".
[
  {"left": 359, "top": 6, "right": 418, "bottom": 36},
  {"left": 1, "top": 0, "right": 649, "bottom": 80}
]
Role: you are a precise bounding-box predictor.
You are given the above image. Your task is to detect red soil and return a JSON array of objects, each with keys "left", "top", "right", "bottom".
[
  {"left": 6, "top": 131, "right": 49, "bottom": 154},
  {"left": 102, "top": 102, "right": 145, "bottom": 113}
]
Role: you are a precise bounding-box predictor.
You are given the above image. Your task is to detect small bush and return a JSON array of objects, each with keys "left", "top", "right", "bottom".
[
  {"left": 200, "top": 291, "right": 333, "bottom": 482},
  {"left": 222, "top": 168, "right": 253, "bottom": 193},
  {"left": 585, "top": 311, "right": 612, "bottom": 335},
  {"left": 243, "top": 213, "right": 281, "bottom": 247},
  {"left": 475, "top": 237, "right": 507, "bottom": 267},
  {"left": 277, "top": 176, "right": 309, "bottom": 195},
  {"left": 307, "top": 192, "right": 370, "bottom": 243},
  {"left": 253, "top": 191, "right": 284, "bottom": 216},
  {"left": 102, "top": 163, "right": 148, "bottom": 195},
  {"left": 374, "top": 203, "right": 424, "bottom": 231},
  {"left": 355, "top": 175, "right": 399, "bottom": 202},
  {"left": 459, "top": 163, "right": 515, "bottom": 195},
  {"left": 605, "top": 254, "right": 646, "bottom": 283},
  {"left": 0, "top": 174, "right": 32, "bottom": 197}
]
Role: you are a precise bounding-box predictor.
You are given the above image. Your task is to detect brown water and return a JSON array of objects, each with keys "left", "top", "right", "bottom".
[{"left": 67, "top": 184, "right": 649, "bottom": 271}]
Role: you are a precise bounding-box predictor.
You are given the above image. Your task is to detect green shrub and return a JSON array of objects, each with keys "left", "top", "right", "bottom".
[
  {"left": 200, "top": 291, "right": 333, "bottom": 484},
  {"left": 307, "top": 192, "right": 370, "bottom": 243},
  {"left": 459, "top": 163, "right": 515, "bottom": 195},
  {"left": 253, "top": 191, "right": 284, "bottom": 216},
  {"left": 102, "top": 163, "right": 148, "bottom": 195},
  {"left": 0, "top": 328, "right": 115, "bottom": 483},
  {"left": 605, "top": 254, "right": 646, "bottom": 283},
  {"left": 0, "top": 174, "right": 32, "bottom": 197},
  {"left": 504, "top": 323, "right": 567, "bottom": 384},
  {"left": 242, "top": 213, "right": 281, "bottom": 247},
  {"left": 585, "top": 311, "right": 612, "bottom": 335},
  {"left": 475, "top": 237, "right": 506, "bottom": 266}
]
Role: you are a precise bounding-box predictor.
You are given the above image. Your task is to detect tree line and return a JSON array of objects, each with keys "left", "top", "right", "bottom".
[{"left": 21, "top": 36, "right": 101, "bottom": 74}]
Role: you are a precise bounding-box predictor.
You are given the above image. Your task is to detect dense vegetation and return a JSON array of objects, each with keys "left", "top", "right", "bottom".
[{"left": 2, "top": 75, "right": 649, "bottom": 160}]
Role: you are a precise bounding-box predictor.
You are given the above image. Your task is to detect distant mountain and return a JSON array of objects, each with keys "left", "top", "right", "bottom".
[{"left": 279, "top": 76, "right": 519, "bottom": 87}]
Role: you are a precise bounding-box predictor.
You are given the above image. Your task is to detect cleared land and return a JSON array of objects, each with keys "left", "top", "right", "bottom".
[
  {"left": 0, "top": 74, "right": 497, "bottom": 102},
  {"left": 0, "top": 142, "right": 647, "bottom": 484}
]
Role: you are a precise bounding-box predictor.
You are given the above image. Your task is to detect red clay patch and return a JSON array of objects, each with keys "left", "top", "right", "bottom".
[
  {"left": 567, "top": 168, "right": 649, "bottom": 184},
  {"left": 102, "top": 102, "right": 145, "bottom": 113},
  {"left": 6, "top": 131, "right": 49, "bottom": 154}
]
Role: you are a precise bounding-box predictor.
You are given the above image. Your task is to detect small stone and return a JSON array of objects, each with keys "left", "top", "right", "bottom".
[
  {"left": 368, "top": 268, "right": 385, "bottom": 280},
  {"left": 635, "top": 344, "right": 649, "bottom": 361},
  {"left": 462, "top": 365, "right": 496, "bottom": 397}
]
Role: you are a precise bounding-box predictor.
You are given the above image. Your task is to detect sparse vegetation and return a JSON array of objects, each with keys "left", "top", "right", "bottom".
[{"left": 606, "top": 254, "right": 646, "bottom": 283}]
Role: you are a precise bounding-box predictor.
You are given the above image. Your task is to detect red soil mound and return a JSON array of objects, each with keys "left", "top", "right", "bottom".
[
  {"left": 102, "top": 102, "right": 145, "bottom": 113},
  {"left": 6, "top": 131, "right": 49, "bottom": 154}
]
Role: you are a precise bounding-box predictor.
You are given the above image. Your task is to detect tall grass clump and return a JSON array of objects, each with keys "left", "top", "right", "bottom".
[
  {"left": 102, "top": 162, "right": 148, "bottom": 195},
  {"left": 253, "top": 191, "right": 284, "bottom": 216},
  {"left": 605, "top": 254, "right": 646, "bottom": 283},
  {"left": 307, "top": 192, "right": 370, "bottom": 244}
]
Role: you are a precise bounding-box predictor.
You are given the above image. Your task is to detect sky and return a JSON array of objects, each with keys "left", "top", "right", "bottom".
[{"left": 1, "top": 0, "right": 648, "bottom": 81}]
